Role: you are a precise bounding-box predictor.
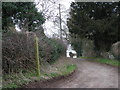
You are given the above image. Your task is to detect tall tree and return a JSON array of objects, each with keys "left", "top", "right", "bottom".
[
  {"left": 67, "top": 2, "right": 120, "bottom": 52},
  {"left": 2, "top": 2, "right": 45, "bottom": 32}
]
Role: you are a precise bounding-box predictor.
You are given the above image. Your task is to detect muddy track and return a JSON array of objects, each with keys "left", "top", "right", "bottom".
[{"left": 24, "top": 58, "right": 118, "bottom": 88}]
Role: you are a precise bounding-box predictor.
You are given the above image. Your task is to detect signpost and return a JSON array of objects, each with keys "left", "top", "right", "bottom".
[{"left": 34, "top": 34, "right": 40, "bottom": 77}]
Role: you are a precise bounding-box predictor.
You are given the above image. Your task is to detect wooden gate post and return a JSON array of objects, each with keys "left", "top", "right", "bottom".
[{"left": 34, "top": 34, "right": 40, "bottom": 77}]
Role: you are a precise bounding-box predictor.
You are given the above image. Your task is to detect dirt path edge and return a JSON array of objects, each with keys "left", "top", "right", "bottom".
[{"left": 20, "top": 66, "right": 77, "bottom": 88}]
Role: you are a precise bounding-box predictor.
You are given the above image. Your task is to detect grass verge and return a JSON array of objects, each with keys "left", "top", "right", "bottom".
[
  {"left": 61, "top": 64, "right": 77, "bottom": 75},
  {"left": 2, "top": 70, "right": 39, "bottom": 89},
  {"left": 91, "top": 58, "right": 120, "bottom": 67},
  {"left": 79, "top": 56, "right": 120, "bottom": 67},
  {"left": 79, "top": 56, "right": 97, "bottom": 59},
  {"left": 42, "top": 64, "right": 76, "bottom": 79},
  {"left": 2, "top": 64, "right": 77, "bottom": 89}
]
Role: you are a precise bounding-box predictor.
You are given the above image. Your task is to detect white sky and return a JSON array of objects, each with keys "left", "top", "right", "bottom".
[
  {"left": 60, "top": 0, "right": 74, "bottom": 9},
  {"left": 35, "top": 0, "right": 74, "bottom": 38},
  {"left": 15, "top": 0, "right": 74, "bottom": 36}
]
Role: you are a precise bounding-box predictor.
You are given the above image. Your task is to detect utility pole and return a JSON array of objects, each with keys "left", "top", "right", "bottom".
[{"left": 59, "top": 4, "right": 62, "bottom": 40}]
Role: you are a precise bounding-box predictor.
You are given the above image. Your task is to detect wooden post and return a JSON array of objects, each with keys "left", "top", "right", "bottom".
[{"left": 34, "top": 34, "right": 40, "bottom": 77}]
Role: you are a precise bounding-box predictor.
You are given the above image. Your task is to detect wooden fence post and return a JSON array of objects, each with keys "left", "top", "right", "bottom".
[{"left": 34, "top": 34, "right": 40, "bottom": 77}]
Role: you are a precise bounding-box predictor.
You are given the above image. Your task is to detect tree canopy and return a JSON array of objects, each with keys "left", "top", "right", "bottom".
[
  {"left": 67, "top": 2, "right": 120, "bottom": 52},
  {"left": 2, "top": 2, "right": 45, "bottom": 32}
]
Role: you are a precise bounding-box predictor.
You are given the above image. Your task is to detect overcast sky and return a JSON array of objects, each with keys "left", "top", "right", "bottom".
[{"left": 35, "top": 0, "right": 74, "bottom": 38}]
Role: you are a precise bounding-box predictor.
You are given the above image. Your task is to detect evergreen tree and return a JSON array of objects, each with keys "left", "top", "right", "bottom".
[
  {"left": 67, "top": 2, "right": 120, "bottom": 52},
  {"left": 2, "top": 2, "right": 45, "bottom": 32}
]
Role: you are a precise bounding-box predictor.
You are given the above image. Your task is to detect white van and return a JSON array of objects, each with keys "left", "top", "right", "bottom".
[{"left": 66, "top": 44, "right": 77, "bottom": 58}]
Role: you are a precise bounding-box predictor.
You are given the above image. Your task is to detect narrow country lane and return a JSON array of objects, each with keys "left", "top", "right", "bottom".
[{"left": 25, "top": 58, "right": 118, "bottom": 88}]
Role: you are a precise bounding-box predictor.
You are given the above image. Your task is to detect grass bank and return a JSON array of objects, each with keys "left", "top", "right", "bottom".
[
  {"left": 91, "top": 58, "right": 120, "bottom": 67},
  {"left": 42, "top": 64, "right": 76, "bottom": 79},
  {"left": 79, "top": 56, "right": 120, "bottom": 67},
  {"left": 2, "top": 57, "right": 76, "bottom": 89}
]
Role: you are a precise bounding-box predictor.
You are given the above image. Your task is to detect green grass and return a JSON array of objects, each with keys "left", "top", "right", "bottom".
[
  {"left": 2, "top": 70, "right": 39, "bottom": 88},
  {"left": 92, "top": 58, "right": 120, "bottom": 67},
  {"left": 3, "top": 83, "right": 18, "bottom": 88},
  {"left": 2, "top": 64, "right": 77, "bottom": 88},
  {"left": 43, "top": 72, "right": 59, "bottom": 78},
  {"left": 79, "top": 56, "right": 120, "bottom": 67},
  {"left": 0, "top": 77, "right": 2, "bottom": 80},
  {"left": 79, "top": 56, "right": 97, "bottom": 59},
  {"left": 42, "top": 64, "right": 77, "bottom": 79},
  {"left": 61, "top": 64, "right": 77, "bottom": 75}
]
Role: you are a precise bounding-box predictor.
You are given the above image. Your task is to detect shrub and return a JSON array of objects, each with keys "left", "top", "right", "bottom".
[
  {"left": 2, "top": 31, "right": 36, "bottom": 75},
  {"left": 38, "top": 37, "right": 66, "bottom": 63},
  {"left": 71, "top": 37, "right": 82, "bottom": 57},
  {"left": 2, "top": 30, "right": 66, "bottom": 77},
  {"left": 71, "top": 35, "right": 96, "bottom": 57},
  {"left": 82, "top": 39, "right": 96, "bottom": 57},
  {"left": 111, "top": 41, "right": 120, "bottom": 60}
]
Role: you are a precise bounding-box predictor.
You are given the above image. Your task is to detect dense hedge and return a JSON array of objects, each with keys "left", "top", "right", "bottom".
[
  {"left": 2, "top": 30, "right": 66, "bottom": 75},
  {"left": 71, "top": 35, "right": 96, "bottom": 57},
  {"left": 44, "top": 38, "right": 65, "bottom": 63},
  {"left": 37, "top": 36, "right": 65, "bottom": 63},
  {"left": 71, "top": 37, "right": 82, "bottom": 57},
  {"left": 2, "top": 31, "right": 36, "bottom": 74},
  {"left": 34, "top": 30, "right": 66, "bottom": 64}
]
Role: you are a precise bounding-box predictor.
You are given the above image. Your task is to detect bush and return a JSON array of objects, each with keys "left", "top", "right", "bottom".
[
  {"left": 33, "top": 30, "right": 65, "bottom": 64},
  {"left": 2, "top": 30, "right": 66, "bottom": 76},
  {"left": 111, "top": 41, "right": 120, "bottom": 60},
  {"left": 38, "top": 37, "right": 65, "bottom": 63},
  {"left": 82, "top": 39, "right": 96, "bottom": 57},
  {"left": 2, "top": 31, "right": 36, "bottom": 75},
  {"left": 71, "top": 35, "right": 96, "bottom": 57},
  {"left": 71, "top": 37, "right": 82, "bottom": 57}
]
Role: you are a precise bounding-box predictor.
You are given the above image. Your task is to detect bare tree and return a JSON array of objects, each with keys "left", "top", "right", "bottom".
[
  {"left": 35, "top": 0, "right": 60, "bottom": 20},
  {"left": 34, "top": 0, "right": 70, "bottom": 42}
]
